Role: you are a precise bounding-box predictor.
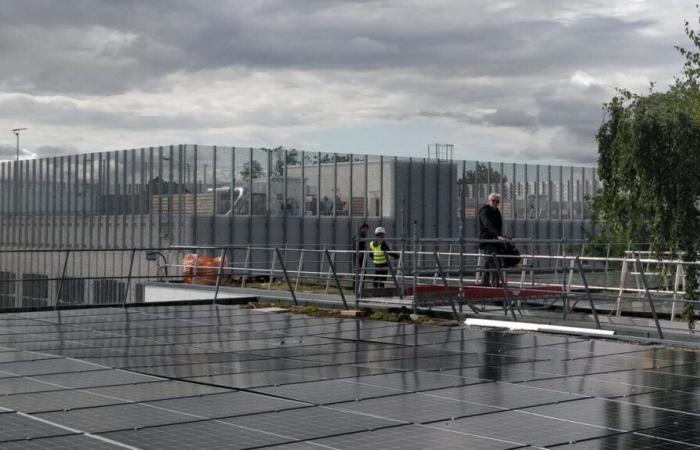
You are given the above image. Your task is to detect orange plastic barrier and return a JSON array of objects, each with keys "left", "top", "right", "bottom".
[{"left": 182, "top": 254, "right": 229, "bottom": 285}]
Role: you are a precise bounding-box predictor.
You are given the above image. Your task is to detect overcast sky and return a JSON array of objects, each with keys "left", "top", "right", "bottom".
[{"left": 0, "top": 0, "right": 696, "bottom": 165}]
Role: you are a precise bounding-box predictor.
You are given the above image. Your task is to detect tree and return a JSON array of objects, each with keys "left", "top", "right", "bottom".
[
  {"left": 241, "top": 160, "right": 263, "bottom": 181},
  {"left": 592, "top": 13, "right": 700, "bottom": 331},
  {"left": 457, "top": 163, "right": 508, "bottom": 198},
  {"left": 271, "top": 147, "right": 300, "bottom": 176},
  {"left": 459, "top": 162, "right": 508, "bottom": 185}
]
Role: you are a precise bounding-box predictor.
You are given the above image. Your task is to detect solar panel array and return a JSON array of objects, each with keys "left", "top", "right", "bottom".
[{"left": 0, "top": 304, "right": 698, "bottom": 449}]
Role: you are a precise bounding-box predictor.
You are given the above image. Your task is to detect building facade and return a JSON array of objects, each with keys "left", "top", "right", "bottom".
[{"left": 0, "top": 145, "right": 598, "bottom": 308}]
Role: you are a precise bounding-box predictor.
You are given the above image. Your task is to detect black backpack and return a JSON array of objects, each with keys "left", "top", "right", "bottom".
[{"left": 500, "top": 241, "right": 521, "bottom": 268}]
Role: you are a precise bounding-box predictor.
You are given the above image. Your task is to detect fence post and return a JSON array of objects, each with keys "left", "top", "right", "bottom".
[
  {"left": 386, "top": 256, "right": 403, "bottom": 300},
  {"left": 241, "top": 246, "right": 250, "bottom": 288},
  {"left": 671, "top": 259, "right": 683, "bottom": 321},
  {"left": 575, "top": 256, "right": 601, "bottom": 329},
  {"left": 54, "top": 249, "right": 71, "bottom": 310},
  {"left": 276, "top": 247, "right": 298, "bottom": 306},
  {"left": 268, "top": 248, "right": 277, "bottom": 291},
  {"left": 412, "top": 222, "right": 418, "bottom": 315},
  {"left": 295, "top": 248, "right": 305, "bottom": 291},
  {"left": 434, "top": 250, "right": 460, "bottom": 321},
  {"left": 325, "top": 249, "right": 348, "bottom": 310},
  {"left": 121, "top": 249, "right": 136, "bottom": 308},
  {"left": 615, "top": 257, "right": 628, "bottom": 317},
  {"left": 213, "top": 248, "right": 228, "bottom": 306},
  {"left": 637, "top": 256, "right": 664, "bottom": 340}
]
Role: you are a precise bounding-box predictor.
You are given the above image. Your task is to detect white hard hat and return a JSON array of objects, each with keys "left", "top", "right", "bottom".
[{"left": 375, "top": 226, "right": 386, "bottom": 235}]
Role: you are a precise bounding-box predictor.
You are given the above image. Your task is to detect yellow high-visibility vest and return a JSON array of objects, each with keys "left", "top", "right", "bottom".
[{"left": 368, "top": 241, "right": 386, "bottom": 265}]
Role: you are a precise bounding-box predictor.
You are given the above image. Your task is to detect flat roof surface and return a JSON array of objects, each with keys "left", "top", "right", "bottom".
[{"left": 0, "top": 304, "right": 698, "bottom": 449}]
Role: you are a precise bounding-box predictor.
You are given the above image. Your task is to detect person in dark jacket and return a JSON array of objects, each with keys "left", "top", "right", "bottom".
[
  {"left": 353, "top": 223, "right": 370, "bottom": 273},
  {"left": 368, "top": 226, "right": 399, "bottom": 288},
  {"left": 478, "top": 193, "right": 505, "bottom": 286}
]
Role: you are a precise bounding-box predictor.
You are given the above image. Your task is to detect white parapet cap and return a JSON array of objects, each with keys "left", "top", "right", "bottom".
[{"left": 464, "top": 318, "right": 615, "bottom": 337}]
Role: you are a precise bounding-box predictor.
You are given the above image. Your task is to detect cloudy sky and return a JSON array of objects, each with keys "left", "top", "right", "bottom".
[{"left": 0, "top": 0, "right": 696, "bottom": 165}]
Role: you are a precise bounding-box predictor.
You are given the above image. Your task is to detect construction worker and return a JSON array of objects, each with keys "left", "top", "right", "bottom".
[{"left": 368, "top": 226, "right": 399, "bottom": 288}]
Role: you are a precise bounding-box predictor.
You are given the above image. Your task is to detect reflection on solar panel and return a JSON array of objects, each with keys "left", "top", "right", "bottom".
[{"left": 0, "top": 303, "right": 697, "bottom": 449}]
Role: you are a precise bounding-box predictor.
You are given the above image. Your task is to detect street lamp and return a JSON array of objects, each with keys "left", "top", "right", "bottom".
[{"left": 11, "top": 128, "right": 27, "bottom": 161}]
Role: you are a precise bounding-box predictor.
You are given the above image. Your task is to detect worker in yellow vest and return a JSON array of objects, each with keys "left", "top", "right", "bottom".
[{"left": 368, "top": 226, "right": 399, "bottom": 288}]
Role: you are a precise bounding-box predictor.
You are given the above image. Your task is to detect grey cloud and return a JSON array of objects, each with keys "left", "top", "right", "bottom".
[
  {"left": 0, "top": 1, "right": 684, "bottom": 96},
  {"left": 0, "top": 95, "right": 229, "bottom": 130},
  {"left": 418, "top": 108, "right": 537, "bottom": 130},
  {"left": 482, "top": 109, "right": 538, "bottom": 129}
]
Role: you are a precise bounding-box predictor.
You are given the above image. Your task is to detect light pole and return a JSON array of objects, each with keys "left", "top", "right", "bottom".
[{"left": 11, "top": 128, "right": 27, "bottom": 161}]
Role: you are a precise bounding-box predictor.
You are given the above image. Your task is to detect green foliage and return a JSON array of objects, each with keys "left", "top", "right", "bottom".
[
  {"left": 459, "top": 162, "right": 508, "bottom": 185},
  {"left": 593, "top": 12, "right": 700, "bottom": 331},
  {"left": 241, "top": 159, "right": 263, "bottom": 180}
]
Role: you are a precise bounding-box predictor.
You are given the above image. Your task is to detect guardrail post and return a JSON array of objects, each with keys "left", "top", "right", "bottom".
[
  {"left": 412, "top": 222, "right": 418, "bottom": 315},
  {"left": 122, "top": 249, "right": 136, "bottom": 308},
  {"left": 671, "top": 259, "right": 683, "bottom": 321},
  {"left": 295, "top": 248, "right": 305, "bottom": 291},
  {"left": 575, "top": 256, "right": 601, "bottom": 329},
  {"left": 386, "top": 256, "right": 403, "bottom": 300},
  {"left": 54, "top": 249, "right": 71, "bottom": 310},
  {"left": 276, "top": 247, "right": 298, "bottom": 306},
  {"left": 637, "top": 256, "right": 664, "bottom": 340},
  {"left": 494, "top": 254, "right": 517, "bottom": 321},
  {"left": 615, "top": 257, "right": 628, "bottom": 316},
  {"left": 213, "top": 248, "right": 228, "bottom": 306},
  {"left": 241, "top": 246, "right": 250, "bottom": 288},
  {"left": 325, "top": 249, "right": 348, "bottom": 310},
  {"left": 268, "top": 248, "right": 277, "bottom": 291},
  {"left": 434, "top": 250, "right": 460, "bottom": 321}
]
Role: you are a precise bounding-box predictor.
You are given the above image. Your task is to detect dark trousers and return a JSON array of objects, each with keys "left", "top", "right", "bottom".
[
  {"left": 353, "top": 254, "right": 365, "bottom": 291},
  {"left": 374, "top": 264, "right": 388, "bottom": 288},
  {"left": 480, "top": 245, "right": 501, "bottom": 287}
]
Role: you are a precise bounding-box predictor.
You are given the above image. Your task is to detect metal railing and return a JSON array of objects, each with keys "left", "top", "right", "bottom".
[{"left": 0, "top": 240, "right": 698, "bottom": 342}]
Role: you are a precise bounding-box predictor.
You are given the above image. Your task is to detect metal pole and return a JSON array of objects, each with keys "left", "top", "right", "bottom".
[
  {"left": 54, "top": 250, "right": 71, "bottom": 310},
  {"left": 276, "top": 247, "right": 298, "bottom": 306},
  {"left": 434, "top": 250, "right": 460, "bottom": 321},
  {"left": 412, "top": 221, "right": 418, "bottom": 314},
  {"left": 575, "top": 256, "right": 601, "bottom": 329},
  {"left": 295, "top": 248, "right": 305, "bottom": 291},
  {"left": 637, "top": 256, "right": 664, "bottom": 339},
  {"left": 268, "top": 248, "right": 277, "bottom": 290},
  {"left": 213, "top": 248, "right": 228, "bottom": 306},
  {"left": 122, "top": 249, "right": 136, "bottom": 308},
  {"left": 386, "top": 255, "right": 403, "bottom": 299},
  {"left": 325, "top": 249, "right": 348, "bottom": 310},
  {"left": 241, "top": 246, "right": 250, "bottom": 288}
]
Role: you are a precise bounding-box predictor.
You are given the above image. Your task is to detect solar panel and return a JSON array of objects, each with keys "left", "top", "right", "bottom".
[
  {"left": 313, "top": 423, "right": 517, "bottom": 450},
  {"left": 0, "top": 434, "right": 124, "bottom": 449},
  {"left": 0, "top": 412, "right": 75, "bottom": 442},
  {"left": 146, "top": 391, "right": 307, "bottom": 419},
  {"left": 432, "top": 409, "right": 621, "bottom": 448},
  {"left": 551, "top": 432, "right": 697, "bottom": 449},
  {"left": 253, "top": 379, "right": 400, "bottom": 404},
  {"left": 84, "top": 380, "right": 228, "bottom": 402},
  {"left": 426, "top": 381, "right": 586, "bottom": 410},
  {"left": 35, "top": 403, "right": 202, "bottom": 433},
  {"left": 0, "top": 303, "right": 697, "bottom": 449},
  {"left": 332, "top": 392, "right": 501, "bottom": 423},
  {"left": 0, "top": 389, "right": 129, "bottom": 413},
  {"left": 222, "top": 406, "right": 402, "bottom": 440},
  {"left": 98, "top": 419, "right": 296, "bottom": 449}
]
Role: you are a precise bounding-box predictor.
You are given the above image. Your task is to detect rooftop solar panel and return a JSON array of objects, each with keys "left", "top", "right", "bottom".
[{"left": 0, "top": 303, "right": 696, "bottom": 449}]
